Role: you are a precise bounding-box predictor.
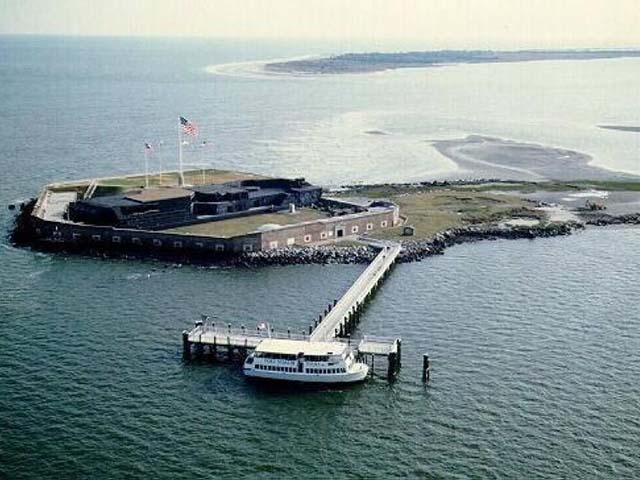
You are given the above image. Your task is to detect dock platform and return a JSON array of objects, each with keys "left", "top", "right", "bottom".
[{"left": 182, "top": 241, "right": 404, "bottom": 379}]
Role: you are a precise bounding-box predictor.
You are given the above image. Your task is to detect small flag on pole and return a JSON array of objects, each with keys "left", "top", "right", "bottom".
[{"left": 180, "top": 116, "right": 199, "bottom": 137}]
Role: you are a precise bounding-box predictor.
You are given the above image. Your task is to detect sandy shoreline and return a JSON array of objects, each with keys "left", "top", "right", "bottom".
[
  {"left": 432, "top": 135, "right": 636, "bottom": 182},
  {"left": 205, "top": 55, "right": 322, "bottom": 79}
]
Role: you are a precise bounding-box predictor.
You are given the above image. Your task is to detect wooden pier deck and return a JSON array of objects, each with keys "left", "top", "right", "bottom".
[
  {"left": 184, "top": 325, "right": 397, "bottom": 358},
  {"left": 185, "top": 323, "right": 311, "bottom": 353},
  {"left": 309, "top": 242, "right": 401, "bottom": 342}
]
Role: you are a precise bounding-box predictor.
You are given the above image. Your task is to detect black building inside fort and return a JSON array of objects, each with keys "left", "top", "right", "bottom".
[{"left": 68, "top": 178, "right": 322, "bottom": 230}]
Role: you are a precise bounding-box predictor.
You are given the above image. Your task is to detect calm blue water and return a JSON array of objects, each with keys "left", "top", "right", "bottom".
[{"left": 1, "top": 37, "right": 640, "bottom": 479}]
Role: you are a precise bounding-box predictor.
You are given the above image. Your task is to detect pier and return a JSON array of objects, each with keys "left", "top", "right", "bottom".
[
  {"left": 309, "top": 242, "right": 401, "bottom": 342},
  {"left": 183, "top": 242, "right": 404, "bottom": 379}
]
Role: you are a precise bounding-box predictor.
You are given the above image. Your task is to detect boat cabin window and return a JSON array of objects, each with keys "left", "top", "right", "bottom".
[
  {"left": 255, "top": 352, "right": 297, "bottom": 361},
  {"left": 304, "top": 355, "right": 330, "bottom": 362}
]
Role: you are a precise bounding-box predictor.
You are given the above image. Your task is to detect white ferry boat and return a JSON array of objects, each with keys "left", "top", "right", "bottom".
[{"left": 243, "top": 338, "right": 368, "bottom": 384}]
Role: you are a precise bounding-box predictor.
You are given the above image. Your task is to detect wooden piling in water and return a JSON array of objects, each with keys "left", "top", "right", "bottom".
[
  {"left": 422, "top": 353, "right": 430, "bottom": 382},
  {"left": 387, "top": 351, "right": 397, "bottom": 380},
  {"left": 182, "top": 330, "right": 190, "bottom": 359}
]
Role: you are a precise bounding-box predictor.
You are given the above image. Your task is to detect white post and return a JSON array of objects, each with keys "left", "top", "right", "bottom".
[{"left": 178, "top": 124, "right": 185, "bottom": 186}]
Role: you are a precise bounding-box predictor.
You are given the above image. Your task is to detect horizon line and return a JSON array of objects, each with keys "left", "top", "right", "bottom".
[{"left": 0, "top": 33, "right": 639, "bottom": 52}]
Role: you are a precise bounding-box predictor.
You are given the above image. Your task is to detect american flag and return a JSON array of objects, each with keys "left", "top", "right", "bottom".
[{"left": 180, "top": 116, "right": 199, "bottom": 137}]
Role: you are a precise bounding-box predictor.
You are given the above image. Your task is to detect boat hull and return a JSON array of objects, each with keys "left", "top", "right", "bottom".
[{"left": 243, "top": 364, "right": 368, "bottom": 384}]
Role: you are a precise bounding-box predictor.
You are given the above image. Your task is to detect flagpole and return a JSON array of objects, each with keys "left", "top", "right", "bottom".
[
  {"left": 200, "top": 142, "right": 204, "bottom": 184},
  {"left": 158, "top": 141, "right": 163, "bottom": 186},
  {"left": 144, "top": 147, "right": 149, "bottom": 188},
  {"left": 178, "top": 123, "right": 184, "bottom": 186}
]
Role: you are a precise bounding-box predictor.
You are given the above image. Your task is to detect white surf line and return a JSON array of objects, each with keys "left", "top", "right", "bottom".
[{"left": 204, "top": 54, "right": 320, "bottom": 79}]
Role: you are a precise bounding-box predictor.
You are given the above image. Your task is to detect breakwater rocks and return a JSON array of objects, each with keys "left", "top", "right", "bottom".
[
  {"left": 7, "top": 198, "right": 37, "bottom": 245},
  {"left": 581, "top": 212, "right": 640, "bottom": 226},
  {"left": 341, "top": 178, "right": 507, "bottom": 191},
  {"left": 398, "top": 222, "right": 582, "bottom": 263},
  {"left": 234, "top": 245, "right": 378, "bottom": 267},
  {"left": 233, "top": 222, "right": 584, "bottom": 267}
]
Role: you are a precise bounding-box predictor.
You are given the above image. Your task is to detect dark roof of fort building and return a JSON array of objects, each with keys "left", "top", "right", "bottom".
[
  {"left": 189, "top": 185, "right": 248, "bottom": 196},
  {"left": 123, "top": 187, "right": 193, "bottom": 203}
]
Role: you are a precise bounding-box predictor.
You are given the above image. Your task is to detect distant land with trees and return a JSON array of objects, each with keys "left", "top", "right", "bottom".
[{"left": 265, "top": 49, "right": 640, "bottom": 74}]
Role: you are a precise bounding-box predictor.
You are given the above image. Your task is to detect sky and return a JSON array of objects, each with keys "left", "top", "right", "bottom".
[{"left": 1, "top": 0, "right": 639, "bottom": 49}]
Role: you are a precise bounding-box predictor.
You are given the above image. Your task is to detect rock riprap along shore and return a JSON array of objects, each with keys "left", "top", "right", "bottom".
[{"left": 235, "top": 222, "right": 583, "bottom": 267}]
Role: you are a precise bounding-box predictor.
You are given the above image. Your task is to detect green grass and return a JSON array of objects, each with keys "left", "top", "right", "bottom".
[
  {"left": 369, "top": 190, "right": 544, "bottom": 241},
  {"left": 571, "top": 180, "right": 640, "bottom": 192},
  {"left": 165, "top": 209, "right": 329, "bottom": 237}
]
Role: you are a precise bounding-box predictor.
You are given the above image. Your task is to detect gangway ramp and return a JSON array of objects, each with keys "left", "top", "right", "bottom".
[{"left": 310, "top": 242, "right": 401, "bottom": 342}]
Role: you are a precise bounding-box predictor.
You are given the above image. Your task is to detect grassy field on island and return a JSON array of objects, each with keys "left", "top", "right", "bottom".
[{"left": 369, "top": 190, "right": 542, "bottom": 241}]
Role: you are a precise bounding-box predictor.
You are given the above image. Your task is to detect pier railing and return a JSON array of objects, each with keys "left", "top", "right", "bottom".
[
  {"left": 310, "top": 243, "right": 402, "bottom": 342},
  {"left": 186, "top": 322, "right": 383, "bottom": 347},
  {"left": 191, "top": 323, "right": 312, "bottom": 342}
]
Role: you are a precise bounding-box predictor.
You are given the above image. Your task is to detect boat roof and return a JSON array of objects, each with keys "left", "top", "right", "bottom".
[{"left": 255, "top": 339, "right": 347, "bottom": 356}]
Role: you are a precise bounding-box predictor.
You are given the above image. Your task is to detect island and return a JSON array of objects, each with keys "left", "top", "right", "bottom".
[
  {"left": 9, "top": 168, "right": 640, "bottom": 267},
  {"left": 265, "top": 49, "right": 640, "bottom": 75}
]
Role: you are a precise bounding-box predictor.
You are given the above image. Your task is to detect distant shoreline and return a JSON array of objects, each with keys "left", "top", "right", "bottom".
[
  {"left": 598, "top": 125, "right": 640, "bottom": 133},
  {"left": 265, "top": 49, "right": 640, "bottom": 75}
]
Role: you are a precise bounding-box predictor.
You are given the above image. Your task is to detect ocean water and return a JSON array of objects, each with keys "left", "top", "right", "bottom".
[{"left": 1, "top": 37, "right": 640, "bottom": 479}]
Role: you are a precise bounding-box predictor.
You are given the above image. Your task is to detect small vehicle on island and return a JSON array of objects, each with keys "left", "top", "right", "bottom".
[{"left": 243, "top": 338, "right": 368, "bottom": 384}]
